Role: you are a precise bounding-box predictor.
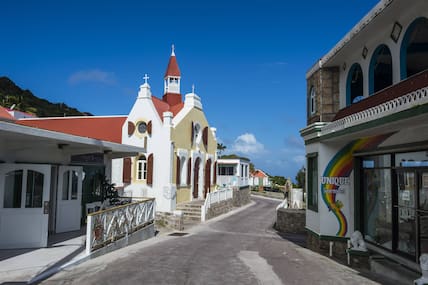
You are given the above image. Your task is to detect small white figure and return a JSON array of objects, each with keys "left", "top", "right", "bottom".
[
  {"left": 415, "top": 254, "right": 428, "bottom": 285},
  {"left": 350, "top": 231, "right": 367, "bottom": 251}
]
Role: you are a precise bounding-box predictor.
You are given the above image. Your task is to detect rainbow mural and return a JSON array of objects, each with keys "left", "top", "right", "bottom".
[{"left": 321, "top": 134, "right": 391, "bottom": 237}]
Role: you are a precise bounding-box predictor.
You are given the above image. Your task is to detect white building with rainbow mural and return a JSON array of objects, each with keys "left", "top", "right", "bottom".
[{"left": 301, "top": 0, "right": 428, "bottom": 272}]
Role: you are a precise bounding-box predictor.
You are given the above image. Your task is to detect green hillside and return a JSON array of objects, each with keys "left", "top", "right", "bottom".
[{"left": 0, "top": 76, "right": 91, "bottom": 117}]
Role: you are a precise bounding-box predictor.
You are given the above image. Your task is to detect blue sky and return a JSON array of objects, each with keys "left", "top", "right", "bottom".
[{"left": 1, "top": 0, "right": 379, "bottom": 180}]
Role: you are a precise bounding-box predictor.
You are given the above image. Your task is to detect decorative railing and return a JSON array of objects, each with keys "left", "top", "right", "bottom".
[
  {"left": 321, "top": 86, "right": 428, "bottom": 136},
  {"left": 201, "top": 187, "right": 233, "bottom": 222},
  {"left": 85, "top": 198, "right": 155, "bottom": 254},
  {"left": 217, "top": 175, "right": 248, "bottom": 188}
]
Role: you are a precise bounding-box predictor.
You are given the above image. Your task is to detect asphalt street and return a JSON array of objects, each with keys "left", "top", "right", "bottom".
[{"left": 42, "top": 197, "right": 381, "bottom": 285}]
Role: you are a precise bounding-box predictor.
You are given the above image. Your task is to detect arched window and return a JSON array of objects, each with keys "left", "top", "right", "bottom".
[
  {"left": 136, "top": 155, "right": 147, "bottom": 180},
  {"left": 369, "top": 44, "right": 392, "bottom": 94},
  {"left": 401, "top": 17, "right": 428, "bottom": 79},
  {"left": 346, "top": 63, "right": 364, "bottom": 106},
  {"left": 309, "top": 86, "right": 316, "bottom": 115}
]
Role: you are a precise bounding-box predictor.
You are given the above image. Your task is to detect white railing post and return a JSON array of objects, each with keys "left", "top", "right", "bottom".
[{"left": 85, "top": 215, "right": 92, "bottom": 255}]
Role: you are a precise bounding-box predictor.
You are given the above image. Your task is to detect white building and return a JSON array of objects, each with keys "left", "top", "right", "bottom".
[
  {"left": 217, "top": 158, "right": 250, "bottom": 188},
  {"left": 301, "top": 0, "right": 428, "bottom": 270}
]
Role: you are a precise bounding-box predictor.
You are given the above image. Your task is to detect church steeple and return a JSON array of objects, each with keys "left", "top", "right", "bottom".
[{"left": 163, "top": 45, "right": 182, "bottom": 106}]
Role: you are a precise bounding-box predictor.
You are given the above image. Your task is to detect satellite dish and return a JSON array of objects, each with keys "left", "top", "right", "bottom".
[{"left": 10, "top": 104, "right": 16, "bottom": 110}]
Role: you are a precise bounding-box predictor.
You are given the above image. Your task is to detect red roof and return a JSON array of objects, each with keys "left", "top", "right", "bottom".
[
  {"left": 164, "top": 54, "right": 181, "bottom": 77},
  {"left": 0, "top": 106, "right": 14, "bottom": 120},
  {"left": 17, "top": 116, "right": 127, "bottom": 143},
  {"left": 152, "top": 96, "right": 184, "bottom": 119},
  {"left": 251, "top": 169, "right": 268, "bottom": 178}
]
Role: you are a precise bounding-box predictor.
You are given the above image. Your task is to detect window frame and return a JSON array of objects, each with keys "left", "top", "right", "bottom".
[
  {"left": 136, "top": 156, "right": 147, "bottom": 181},
  {"left": 307, "top": 153, "right": 319, "bottom": 212}
]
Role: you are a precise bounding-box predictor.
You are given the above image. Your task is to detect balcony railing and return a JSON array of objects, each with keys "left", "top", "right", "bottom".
[
  {"left": 85, "top": 198, "right": 155, "bottom": 254},
  {"left": 321, "top": 70, "right": 428, "bottom": 135}
]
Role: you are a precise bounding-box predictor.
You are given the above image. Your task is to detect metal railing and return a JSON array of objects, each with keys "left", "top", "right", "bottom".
[
  {"left": 85, "top": 198, "right": 155, "bottom": 254},
  {"left": 201, "top": 187, "right": 233, "bottom": 222}
]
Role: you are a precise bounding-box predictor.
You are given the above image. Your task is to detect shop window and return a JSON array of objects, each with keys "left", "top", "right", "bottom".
[
  {"left": 307, "top": 153, "right": 318, "bottom": 212},
  {"left": 362, "top": 154, "right": 392, "bottom": 249},
  {"left": 401, "top": 17, "right": 428, "bottom": 79},
  {"left": 369, "top": 45, "right": 393, "bottom": 94},
  {"left": 346, "top": 63, "right": 364, "bottom": 106},
  {"left": 25, "top": 170, "right": 44, "bottom": 208}
]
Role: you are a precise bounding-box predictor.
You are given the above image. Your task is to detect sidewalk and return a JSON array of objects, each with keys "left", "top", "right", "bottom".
[{"left": 0, "top": 230, "right": 87, "bottom": 284}]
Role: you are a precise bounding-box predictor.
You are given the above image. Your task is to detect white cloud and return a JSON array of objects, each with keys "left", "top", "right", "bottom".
[
  {"left": 231, "top": 133, "right": 265, "bottom": 155},
  {"left": 68, "top": 69, "right": 116, "bottom": 85}
]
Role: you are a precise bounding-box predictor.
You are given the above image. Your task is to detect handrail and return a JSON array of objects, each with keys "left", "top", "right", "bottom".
[
  {"left": 86, "top": 198, "right": 155, "bottom": 254},
  {"left": 87, "top": 197, "right": 155, "bottom": 216},
  {"left": 201, "top": 187, "right": 233, "bottom": 222}
]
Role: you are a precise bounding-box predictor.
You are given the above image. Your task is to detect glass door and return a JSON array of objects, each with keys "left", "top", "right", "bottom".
[
  {"left": 418, "top": 171, "right": 428, "bottom": 257},
  {"left": 396, "top": 170, "right": 417, "bottom": 258}
]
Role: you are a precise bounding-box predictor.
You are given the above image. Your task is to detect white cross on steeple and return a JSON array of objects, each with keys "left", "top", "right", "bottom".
[
  {"left": 192, "top": 84, "right": 195, "bottom": 93},
  {"left": 143, "top": 74, "right": 149, "bottom": 84},
  {"left": 171, "top": 44, "right": 175, "bottom": 56}
]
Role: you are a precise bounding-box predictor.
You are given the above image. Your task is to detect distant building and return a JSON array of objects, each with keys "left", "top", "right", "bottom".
[
  {"left": 300, "top": 0, "right": 428, "bottom": 270},
  {"left": 249, "top": 169, "right": 271, "bottom": 189},
  {"left": 217, "top": 158, "right": 250, "bottom": 188}
]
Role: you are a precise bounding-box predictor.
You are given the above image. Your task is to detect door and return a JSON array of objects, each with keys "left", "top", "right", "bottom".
[
  {"left": 56, "top": 166, "right": 82, "bottom": 233},
  {"left": 193, "top": 158, "right": 200, "bottom": 199},
  {"left": 396, "top": 170, "right": 417, "bottom": 259},
  {"left": 0, "top": 164, "right": 51, "bottom": 249},
  {"left": 204, "top": 159, "right": 211, "bottom": 198}
]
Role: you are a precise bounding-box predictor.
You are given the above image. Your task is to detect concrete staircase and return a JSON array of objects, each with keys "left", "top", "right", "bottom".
[{"left": 176, "top": 200, "right": 204, "bottom": 227}]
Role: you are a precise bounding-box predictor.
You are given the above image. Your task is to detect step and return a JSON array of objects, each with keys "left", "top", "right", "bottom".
[{"left": 369, "top": 256, "right": 420, "bottom": 285}]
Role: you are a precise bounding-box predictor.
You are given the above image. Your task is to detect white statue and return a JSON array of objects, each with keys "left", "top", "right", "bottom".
[
  {"left": 415, "top": 254, "right": 428, "bottom": 285},
  {"left": 350, "top": 231, "right": 367, "bottom": 251}
]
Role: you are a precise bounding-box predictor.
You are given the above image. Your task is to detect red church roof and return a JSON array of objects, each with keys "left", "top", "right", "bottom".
[
  {"left": 164, "top": 50, "right": 181, "bottom": 77},
  {"left": 17, "top": 116, "right": 127, "bottom": 143}
]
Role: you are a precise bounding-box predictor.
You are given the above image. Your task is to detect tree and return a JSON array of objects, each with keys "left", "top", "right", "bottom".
[
  {"left": 270, "top": 175, "right": 286, "bottom": 186},
  {"left": 217, "top": 143, "right": 227, "bottom": 156},
  {"left": 295, "top": 166, "right": 305, "bottom": 189},
  {"left": 249, "top": 162, "right": 255, "bottom": 173}
]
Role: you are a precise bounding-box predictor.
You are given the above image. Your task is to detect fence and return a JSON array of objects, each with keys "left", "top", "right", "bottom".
[
  {"left": 86, "top": 198, "right": 155, "bottom": 254},
  {"left": 201, "top": 187, "right": 233, "bottom": 222}
]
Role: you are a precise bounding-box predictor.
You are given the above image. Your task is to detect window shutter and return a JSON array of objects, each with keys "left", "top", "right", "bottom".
[
  {"left": 147, "top": 120, "right": 152, "bottom": 135},
  {"left": 176, "top": 156, "right": 181, "bottom": 185},
  {"left": 191, "top": 121, "right": 194, "bottom": 145},
  {"left": 187, "top": 158, "right": 191, "bottom": 185},
  {"left": 147, "top": 154, "right": 153, "bottom": 185},
  {"left": 213, "top": 161, "right": 217, "bottom": 184},
  {"left": 202, "top": 127, "right": 208, "bottom": 150},
  {"left": 128, "top": 121, "right": 135, "bottom": 136},
  {"left": 123, "top": 157, "right": 132, "bottom": 183}
]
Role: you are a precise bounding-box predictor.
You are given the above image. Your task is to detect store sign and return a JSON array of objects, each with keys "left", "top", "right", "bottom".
[{"left": 321, "top": 176, "right": 350, "bottom": 194}]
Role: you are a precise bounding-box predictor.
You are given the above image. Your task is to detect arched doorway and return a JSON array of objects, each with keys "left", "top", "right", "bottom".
[
  {"left": 369, "top": 44, "right": 392, "bottom": 94},
  {"left": 204, "top": 159, "right": 211, "bottom": 198},
  {"left": 401, "top": 17, "right": 428, "bottom": 79},
  {"left": 193, "top": 157, "right": 200, "bottom": 199},
  {"left": 346, "top": 63, "right": 363, "bottom": 106}
]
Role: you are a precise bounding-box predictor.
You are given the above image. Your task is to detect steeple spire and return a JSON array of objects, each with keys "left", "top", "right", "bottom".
[{"left": 163, "top": 45, "right": 182, "bottom": 106}]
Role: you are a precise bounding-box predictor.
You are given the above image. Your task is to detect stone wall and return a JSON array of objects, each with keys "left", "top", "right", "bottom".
[
  {"left": 276, "top": 208, "right": 306, "bottom": 233},
  {"left": 233, "top": 186, "right": 251, "bottom": 207},
  {"left": 206, "top": 199, "right": 234, "bottom": 220},
  {"left": 307, "top": 67, "right": 340, "bottom": 125},
  {"left": 306, "top": 230, "right": 348, "bottom": 263},
  {"left": 155, "top": 212, "right": 184, "bottom": 231}
]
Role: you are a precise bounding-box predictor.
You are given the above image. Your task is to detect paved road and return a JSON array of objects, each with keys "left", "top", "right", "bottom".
[{"left": 42, "top": 197, "right": 380, "bottom": 285}]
